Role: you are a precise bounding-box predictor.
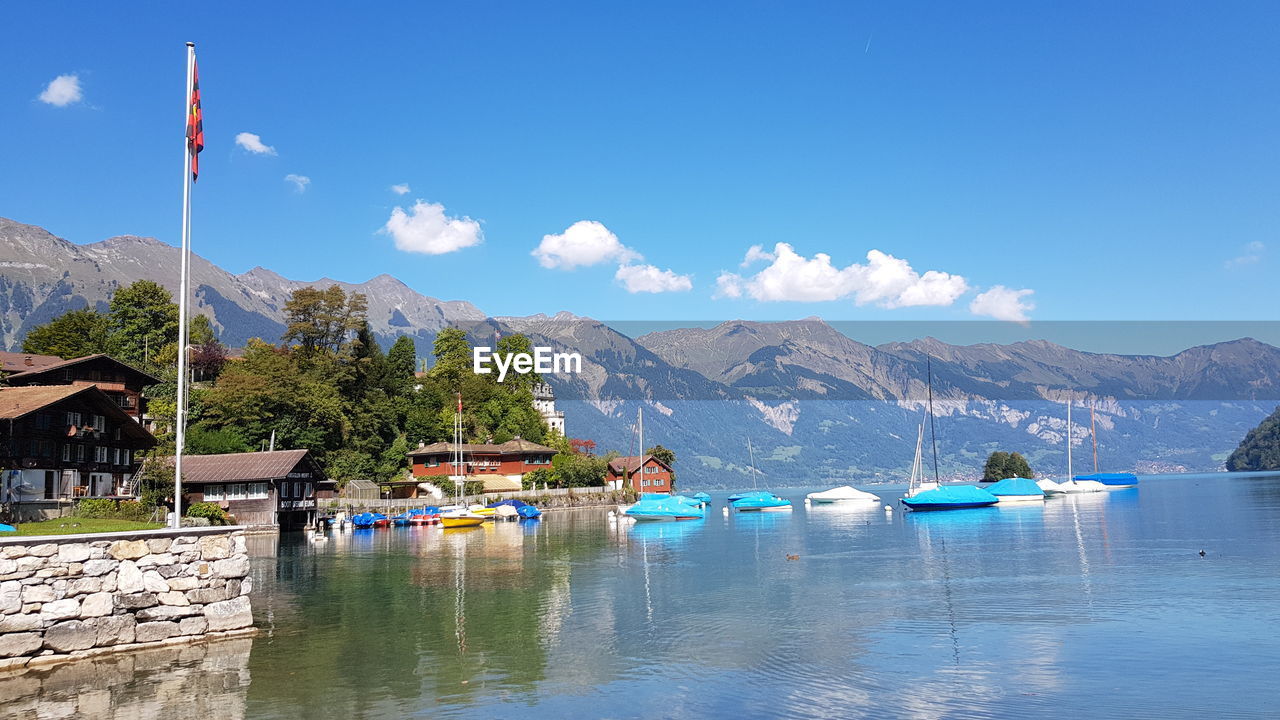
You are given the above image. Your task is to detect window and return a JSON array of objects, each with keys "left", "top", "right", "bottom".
[
  {"left": 227, "top": 484, "right": 247, "bottom": 501},
  {"left": 44, "top": 471, "right": 56, "bottom": 500},
  {"left": 203, "top": 485, "right": 225, "bottom": 501},
  {"left": 425, "top": 457, "right": 439, "bottom": 467},
  {"left": 653, "top": 478, "right": 665, "bottom": 486},
  {"left": 66, "top": 411, "right": 82, "bottom": 428},
  {"left": 61, "top": 444, "right": 73, "bottom": 462},
  {"left": 94, "top": 446, "right": 109, "bottom": 463},
  {"left": 305, "top": 482, "right": 314, "bottom": 499},
  {"left": 35, "top": 413, "right": 51, "bottom": 431},
  {"left": 247, "top": 483, "right": 268, "bottom": 499},
  {"left": 76, "top": 445, "right": 85, "bottom": 462},
  {"left": 92, "top": 415, "right": 105, "bottom": 432}
]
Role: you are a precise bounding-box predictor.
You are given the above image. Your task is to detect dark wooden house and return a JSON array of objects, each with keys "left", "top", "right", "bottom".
[
  {"left": 173, "top": 449, "right": 333, "bottom": 530},
  {"left": 3, "top": 353, "right": 160, "bottom": 422},
  {"left": 0, "top": 385, "right": 157, "bottom": 520}
]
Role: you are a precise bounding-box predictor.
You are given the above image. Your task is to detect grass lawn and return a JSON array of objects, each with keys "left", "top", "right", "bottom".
[{"left": 5, "top": 518, "right": 165, "bottom": 537}]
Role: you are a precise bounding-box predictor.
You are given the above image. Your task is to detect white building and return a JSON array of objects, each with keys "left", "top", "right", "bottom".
[{"left": 533, "top": 382, "right": 565, "bottom": 435}]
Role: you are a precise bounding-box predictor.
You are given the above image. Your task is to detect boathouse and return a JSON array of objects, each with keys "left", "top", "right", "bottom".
[
  {"left": 606, "top": 455, "right": 674, "bottom": 494},
  {"left": 171, "top": 449, "right": 333, "bottom": 530},
  {"left": 405, "top": 436, "right": 556, "bottom": 495}
]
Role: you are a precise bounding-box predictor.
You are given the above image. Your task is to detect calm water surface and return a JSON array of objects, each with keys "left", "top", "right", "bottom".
[{"left": 5, "top": 472, "right": 1280, "bottom": 719}]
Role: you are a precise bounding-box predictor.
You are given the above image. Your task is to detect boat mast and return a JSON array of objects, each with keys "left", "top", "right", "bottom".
[
  {"left": 927, "top": 356, "right": 940, "bottom": 484},
  {"left": 1090, "top": 400, "right": 1099, "bottom": 473},
  {"left": 909, "top": 421, "right": 924, "bottom": 494},
  {"left": 1066, "top": 390, "right": 1073, "bottom": 481},
  {"left": 747, "top": 437, "right": 758, "bottom": 489},
  {"left": 454, "top": 392, "right": 463, "bottom": 506}
]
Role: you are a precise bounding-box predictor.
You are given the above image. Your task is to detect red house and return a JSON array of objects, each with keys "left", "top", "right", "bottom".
[
  {"left": 607, "top": 455, "right": 674, "bottom": 494},
  {"left": 406, "top": 436, "right": 556, "bottom": 495}
]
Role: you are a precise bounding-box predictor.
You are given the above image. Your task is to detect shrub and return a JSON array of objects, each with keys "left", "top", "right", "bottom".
[
  {"left": 186, "top": 501, "right": 229, "bottom": 525},
  {"left": 115, "top": 500, "right": 152, "bottom": 522},
  {"left": 76, "top": 498, "right": 118, "bottom": 519}
]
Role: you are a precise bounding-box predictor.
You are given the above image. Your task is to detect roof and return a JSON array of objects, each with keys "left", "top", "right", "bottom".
[
  {"left": 608, "top": 454, "right": 674, "bottom": 475},
  {"left": 0, "top": 386, "right": 156, "bottom": 445},
  {"left": 154, "top": 449, "right": 320, "bottom": 484},
  {"left": 5, "top": 353, "right": 161, "bottom": 386},
  {"left": 0, "top": 385, "right": 85, "bottom": 419},
  {"left": 0, "top": 352, "right": 64, "bottom": 374},
  {"left": 482, "top": 476, "right": 523, "bottom": 492},
  {"left": 408, "top": 437, "right": 556, "bottom": 457}
]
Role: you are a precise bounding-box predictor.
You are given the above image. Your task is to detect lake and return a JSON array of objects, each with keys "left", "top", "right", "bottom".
[{"left": 4, "top": 472, "right": 1280, "bottom": 719}]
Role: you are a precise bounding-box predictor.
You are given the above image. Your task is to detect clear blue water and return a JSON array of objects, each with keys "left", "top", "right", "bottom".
[{"left": 6, "top": 472, "right": 1280, "bottom": 718}]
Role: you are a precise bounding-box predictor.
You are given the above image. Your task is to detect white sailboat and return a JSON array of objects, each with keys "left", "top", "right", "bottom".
[
  {"left": 441, "top": 393, "right": 486, "bottom": 528},
  {"left": 903, "top": 421, "right": 937, "bottom": 498},
  {"left": 1057, "top": 391, "right": 1105, "bottom": 494}
]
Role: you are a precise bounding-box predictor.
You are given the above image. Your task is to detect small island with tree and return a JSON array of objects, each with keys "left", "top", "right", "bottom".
[{"left": 982, "top": 451, "right": 1035, "bottom": 481}]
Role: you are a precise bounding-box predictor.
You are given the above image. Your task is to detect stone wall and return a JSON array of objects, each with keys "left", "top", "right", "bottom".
[{"left": 0, "top": 527, "right": 254, "bottom": 672}]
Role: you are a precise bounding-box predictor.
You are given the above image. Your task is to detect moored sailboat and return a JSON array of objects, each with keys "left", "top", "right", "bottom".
[
  {"left": 441, "top": 393, "right": 487, "bottom": 529},
  {"left": 901, "top": 357, "right": 998, "bottom": 512}
]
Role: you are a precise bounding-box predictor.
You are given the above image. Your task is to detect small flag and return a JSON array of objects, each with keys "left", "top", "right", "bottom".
[
  {"left": 457, "top": 392, "right": 463, "bottom": 413},
  {"left": 187, "top": 59, "right": 204, "bottom": 181}
]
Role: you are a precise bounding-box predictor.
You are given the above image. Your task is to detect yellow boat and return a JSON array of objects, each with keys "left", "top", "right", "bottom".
[{"left": 441, "top": 514, "right": 486, "bottom": 529}]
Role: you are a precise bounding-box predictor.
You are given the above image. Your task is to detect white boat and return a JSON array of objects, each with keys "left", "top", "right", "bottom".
[
  {"left": 903, "top": 421, "right": 938, "bottom": 499},
  {"left": 1057, "top": 391, "right": 1105, "bottom": 494},
  {"left": 806, "top": 486, "right": 880, "bottom": 504},
  {"left": 1036, "top": 478, "right": 1068, "bottom": 495}
]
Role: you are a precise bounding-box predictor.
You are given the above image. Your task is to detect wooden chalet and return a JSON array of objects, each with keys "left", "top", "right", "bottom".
[
  {"left": 1, "top": 353, "right": 160, "bottom": 422},
  {"left": 0, "top": 385, "right": 157, "bottom": 521},
  {"left": 606, "top": 454, "right": 674, "bottom": 494},
  {"left": 170, "top": 449, "right": 334, "bottom": 530}
]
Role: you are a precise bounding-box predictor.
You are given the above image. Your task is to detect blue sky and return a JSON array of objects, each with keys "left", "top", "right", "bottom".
[{"left": 2, "top": 1, "right": 1277, "bottom": 332}]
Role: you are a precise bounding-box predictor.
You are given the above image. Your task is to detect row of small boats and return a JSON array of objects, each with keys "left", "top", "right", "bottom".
[
  {"left": 901, "top": 473, "right": 1139, "bottom": 511},
  {"left": 346, "top": 500, "right": 542, "bottom": 530}
]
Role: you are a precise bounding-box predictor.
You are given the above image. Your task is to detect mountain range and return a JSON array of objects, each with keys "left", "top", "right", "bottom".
[{"left": 3, "top": 216, "right": 1278, "bottom": 486}]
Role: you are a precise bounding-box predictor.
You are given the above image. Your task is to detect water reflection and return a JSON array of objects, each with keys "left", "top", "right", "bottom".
[{"left": 0, "top": 638, "right": 253, "bottom": 720}]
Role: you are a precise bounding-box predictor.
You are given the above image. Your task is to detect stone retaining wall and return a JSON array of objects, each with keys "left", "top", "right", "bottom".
[{"left": 0, "top": 527, "right": 254, "bottom": 672}]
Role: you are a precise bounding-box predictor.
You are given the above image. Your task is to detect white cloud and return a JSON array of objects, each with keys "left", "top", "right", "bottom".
[
  {"left": 38, "top": 74, "right": 82, "bottom": 107},
  {"left": 284, "top": 174, "right": 311, "bottom": 192},
  {"left": 969, "top": 285, "right": 1035, "bottom": 323},
  {"left": 381, "top": 199, "right": 483, "bottom": 255},
  {"left": 234, "top": 132, "right": 276, "bottom": 155},
  {"left": 532, "top": 221, "right": 641, "bottom": 270},
  {"left": 714, "top": 272, "right": 744, "bottom": 299},
  {"left": 615, "top": 264, "right": 693, "bottom": 293},
  {"left": 725, "top": 243, "right": 968, "bottom": 307},
  {"left": 741, "top": 244, "right": 775, "bottom": 267},
  {"left": 1225, "top": 241, "right": 1265, "bottom": 269},
  {"left": 390, "top": 183, "right": 410, "bottom": 195}
]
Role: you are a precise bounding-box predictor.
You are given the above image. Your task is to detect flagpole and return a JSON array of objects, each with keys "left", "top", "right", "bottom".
[{"left": 173, "top": 41, "right": 195, "bottom": 528}]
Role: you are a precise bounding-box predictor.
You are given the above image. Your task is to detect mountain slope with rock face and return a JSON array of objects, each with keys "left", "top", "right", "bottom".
[{"left": 4, "top": 216, "right": 1278, "bottom": 485}]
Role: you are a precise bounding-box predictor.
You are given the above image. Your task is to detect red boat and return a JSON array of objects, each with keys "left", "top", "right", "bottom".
[{"left": 372, "top": 517, "right": 392, "bottom": 528}]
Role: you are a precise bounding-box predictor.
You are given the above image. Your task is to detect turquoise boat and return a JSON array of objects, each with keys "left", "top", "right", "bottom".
[
  {"left": 626, "top": 496, "right": 705, "bottom": 521},
  {"left": 692, "top": 492, "right": 712, "bottom": 506},
  {"left": 731, "top": 493, "right": 792, "bottom": 512},
  {"left": 1074, "top": 472, "right": 1139, "bottom": 488},
  {"left": 986, "top": 477, "right": 1046, "bottom": 503},
  {"left": 902, "top": 485, "right": 998, "bottom": 511}
]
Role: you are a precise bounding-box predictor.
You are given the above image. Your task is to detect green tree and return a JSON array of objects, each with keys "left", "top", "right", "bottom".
[
  {"left": 109, "top": 280, "right": 180, "bottom": 367},
  {"left": 982, "top": 451, "right": 1011, "bottom": 481},
  {"left": 185, "top": 425, "right": 251, "bottom": 455},
  {"left": 282, "top": 285, "right": 368, "bottom": 355},
  {"left": 386, "top": 335, "right": 417, "bottom": 394},
  {"left": 22, "top": 308, "right": 113, "bottom": 359},
  {"left": 429, "top": 327, "right": 471, "bottom": 388},
  {"left": 1226, "top": 405, "right": 1280, "bottom": 471},
  {"left": 1006, "top": 452, "right": 1034, "bottom": 479}
]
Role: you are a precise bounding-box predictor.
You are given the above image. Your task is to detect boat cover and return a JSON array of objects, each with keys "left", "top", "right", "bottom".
[
  {"left": 806, "top": 485, "right": 880, "bottom": 501},
  {"left": 731, "top": 494, "right": 791, "bottom": 510},
  {"left": 902, "top": 485, "right": 998, "bottom": 508},
  {"left": 626, "top": 496, "right": 705, "bottom": 519},
  {"left": 487, "top": 499, "right": 531, "bottom": 509},
  {"left": 986, "top": 477, "right": 1046, "bottom": 497},
  {"left": 692, "top": 492, "right": 712, "bottom": 503},
  {"left": 1073, "top": 472, "right": 1139, "bottom": 486},
  {"left": 517, "top": 505, "right": 542, "bottom": 518}
]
